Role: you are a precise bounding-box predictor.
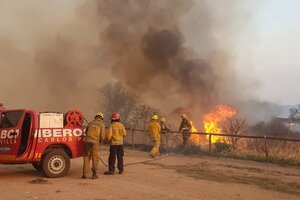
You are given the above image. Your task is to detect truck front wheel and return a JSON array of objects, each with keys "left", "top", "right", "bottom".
[{"left": 41, "top": 149, "right": 70, "bottom": 178}]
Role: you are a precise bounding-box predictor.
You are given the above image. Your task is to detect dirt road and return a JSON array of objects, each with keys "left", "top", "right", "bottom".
[{"left": 1, "top": 147, "right": 299, "bottom": 200}]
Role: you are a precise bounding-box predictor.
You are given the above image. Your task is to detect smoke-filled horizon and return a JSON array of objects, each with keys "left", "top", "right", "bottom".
[{"left": 0, "top": 0, "right": 260, "bottom": 122}]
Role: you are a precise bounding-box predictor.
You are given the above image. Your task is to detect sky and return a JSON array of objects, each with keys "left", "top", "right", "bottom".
[{"left": 237, "top": 0, "right": 300, "bottom": 105}]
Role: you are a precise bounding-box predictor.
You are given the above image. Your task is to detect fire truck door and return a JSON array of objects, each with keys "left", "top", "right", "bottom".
[{"left": 0, "top": 110, "right": 25, "bottom": 160}]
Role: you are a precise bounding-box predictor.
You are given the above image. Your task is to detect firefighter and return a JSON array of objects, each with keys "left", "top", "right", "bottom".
[
  {"left": 179, "top": 114, "right": 192, "bottom": 147},
  {"left": 82, "top": 112, "right": 105, "bottom": 179},
  {"left": 160, "top": 118, "right": 170, "bottom": 134},
  {"left": 148, "top": 115, "right": 161, "bottom": 158},
  {"left": 160, "top": 117, "right": 170, "bottom": 151},
  {"left": 104, "top": 112, "right": 126, "bottom": 175}
]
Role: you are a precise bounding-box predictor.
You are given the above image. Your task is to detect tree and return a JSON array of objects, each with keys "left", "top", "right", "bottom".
[
  {"left": 289, "top": 108, "right": 299, "bottom": 120},
  {"left": 100, "top": 82, "right": 138, "bottom": 126},
  {"left": 221, "top": 117, "right": 248, "bottom": 146},
  {"left": 129, "top": 105, "right": 162, "bottom": 129},
  {"left": 251, "top": 118, "right": 290, "bottom": 137}
]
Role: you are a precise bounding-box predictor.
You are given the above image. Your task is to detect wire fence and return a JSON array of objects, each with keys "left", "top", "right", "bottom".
[{"left": 124, "top": 128, "right": 300, "bottom": 165}]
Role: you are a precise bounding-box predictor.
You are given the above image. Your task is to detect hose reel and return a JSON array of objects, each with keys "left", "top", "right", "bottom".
[{"left": 65, "top": 109, "right": 84, "bottom": 128}]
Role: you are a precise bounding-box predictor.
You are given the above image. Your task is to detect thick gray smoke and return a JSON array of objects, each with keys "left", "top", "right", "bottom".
[
  {"left": 0, "top": 0, "right": 258, "bottom": 120},
  {"left": 96, "top": 0, "right": 247, "bottom": 116}
]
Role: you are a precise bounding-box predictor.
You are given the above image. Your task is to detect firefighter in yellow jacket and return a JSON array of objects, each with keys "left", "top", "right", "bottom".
[
  {"left": 82, "top": 112, "right": 105, "bottom": 179},
  {"left": 104, "top": 112, "right": 126, "bottom": 175},
  {"left": 148, "top": 115, "right": 161, "bottom": 158}
]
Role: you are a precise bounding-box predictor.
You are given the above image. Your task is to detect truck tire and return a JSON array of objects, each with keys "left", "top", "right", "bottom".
[
  {"left": 32, "top": 163, "right": 42, "bottom": 171},
  {"left": 41, "top": 149, "right": 70, "bottom": 178}
]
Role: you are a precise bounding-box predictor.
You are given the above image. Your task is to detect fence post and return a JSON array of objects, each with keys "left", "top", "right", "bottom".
[
  {"left": 264, "top": 136, "right": 268, "bottom": 161},
  {"left": 209, "top": 133, "right": 212, "bottom": 155},
  {"left": 131, "top": 128, "right": 135, "bottom": 149}
]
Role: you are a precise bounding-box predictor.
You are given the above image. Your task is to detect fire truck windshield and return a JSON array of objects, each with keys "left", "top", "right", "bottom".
[{"left": 0, "top": 111, "right": 23, "bottom": 128}]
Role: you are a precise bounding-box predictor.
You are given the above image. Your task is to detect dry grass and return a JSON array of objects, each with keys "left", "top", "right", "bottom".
[
  {"left": 128, "top": 131, "right": 300, "bottom": 166},
  {"left": 170, "top": 139, "right": 300, "bottom": 166},
  {"left": 229, "top": 139, "right": 300, "bottom": 166}
]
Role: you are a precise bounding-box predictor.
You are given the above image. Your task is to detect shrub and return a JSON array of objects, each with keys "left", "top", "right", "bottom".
[{"left": 214, "top": 142, "right": 234, "bottom": 154}]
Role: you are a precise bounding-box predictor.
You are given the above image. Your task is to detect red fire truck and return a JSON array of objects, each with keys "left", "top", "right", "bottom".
[{"left": 0, "top": 104, "right": 85, "bottom": 178}]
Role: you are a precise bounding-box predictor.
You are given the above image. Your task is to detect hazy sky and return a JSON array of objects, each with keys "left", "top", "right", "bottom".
[
  {"left": 183, "top": 0, "right": 300, "bottom": 106},
  {"left": 237, "top": 0, "right": 300, "bottom": 105}
]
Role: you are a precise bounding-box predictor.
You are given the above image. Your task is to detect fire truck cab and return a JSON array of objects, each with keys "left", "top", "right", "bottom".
[{"left": 0, "top": 105, "right": 85, "bottom": 178}]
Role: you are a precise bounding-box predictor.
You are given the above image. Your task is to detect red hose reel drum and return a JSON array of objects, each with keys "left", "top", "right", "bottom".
[{"left": 65, "top": 109, "right": 84, "bottom": 128}]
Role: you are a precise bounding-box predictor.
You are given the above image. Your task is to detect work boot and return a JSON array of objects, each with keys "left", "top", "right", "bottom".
[
  {"left": 104, "top": 171, "right": 114, "bottom": 175},
  {"left": 149, "top": 154, "right": 155, "bottom": 158},
  {"left": 92, "top": 170, "right": 98, "bottom": 179}
]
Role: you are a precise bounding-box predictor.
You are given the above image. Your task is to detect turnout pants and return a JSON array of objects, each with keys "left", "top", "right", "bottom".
[
  {"left": 108, "top": 145, "right": 124, "bottom": 172},
  {"left": 83, "top": 141, "right": 99, "bottom": 175},
  {"left": 182, "top": 131, "right": 190, "bottom": 147},
  {"left": 150, "top": 140, "right": 160, "bottom": 156},
  {"left": 161, "top": 133, "right": 169, "bottom": 151}
]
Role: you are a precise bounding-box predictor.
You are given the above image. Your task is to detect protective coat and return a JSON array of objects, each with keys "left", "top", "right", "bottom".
[
  {"left": 107, "top": 122, "right": 127, "bottom": 145},
  {"left": 160, "top": 122, "right": 170, "bottom": 134},
  {"left": 148, "top": 121, "right": 161, "bottom": 141},
  {"left": 85, "top": 120, "right": 106, "bottom": 143},
  {"left": 83, "top": 119, "right": 105, "bottom": 175},
  {"left": 179, "top": 119, "right": 192, "bottom": 132}
]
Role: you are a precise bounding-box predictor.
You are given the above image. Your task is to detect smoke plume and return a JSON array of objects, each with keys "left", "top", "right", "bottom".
[
  {"left": 96, "top": 0, "right": 252, "bottom": 116},
  {"left": 0, "top": 0, "right": 257, "bottom": 120}
]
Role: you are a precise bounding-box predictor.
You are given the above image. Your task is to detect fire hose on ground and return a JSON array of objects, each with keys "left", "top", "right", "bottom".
[{"left": 98, "top": 151, "right": 174, "bottom": 168}]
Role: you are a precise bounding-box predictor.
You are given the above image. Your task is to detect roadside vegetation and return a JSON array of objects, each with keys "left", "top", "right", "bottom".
[{"left": 102, "top": 82, "right": 300, "bottom": 166}]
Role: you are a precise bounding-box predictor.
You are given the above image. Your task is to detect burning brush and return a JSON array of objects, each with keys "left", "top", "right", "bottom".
[
  {"left": 203, "top": 105, "right": 237, "bottom": 143},
  {"left": 187, "top": 105, "right": 237, "bottom": 145}
]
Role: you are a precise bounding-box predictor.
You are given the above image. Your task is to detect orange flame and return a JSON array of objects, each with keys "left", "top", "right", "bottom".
[
  {"left": 203, "top": 105, "right": 237, "bottom": 143},
  {"left": 189, "top": 121, "right": 201, "bottom": 145}
]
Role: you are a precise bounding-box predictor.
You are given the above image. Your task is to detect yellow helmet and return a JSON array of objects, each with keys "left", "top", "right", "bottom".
[
  {"left": 152, "top": 115, "right": 158, "bottom": 120},
  {"left": 181, "top": 114, "right": 188, "bottom": 119},
  {"left": 95, "top": 112, "right": 104, "bottom": 119},
  {"left": 160, "top": 117, "right": 166, "bottom": 122}
]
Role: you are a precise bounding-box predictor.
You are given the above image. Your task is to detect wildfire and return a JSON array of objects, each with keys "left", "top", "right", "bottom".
[
  {"left": 203, "top": 105, "right": 237, "bottom": 143},
  {"left": 189, "top": 121, "right": 201, "bottom": 145}
]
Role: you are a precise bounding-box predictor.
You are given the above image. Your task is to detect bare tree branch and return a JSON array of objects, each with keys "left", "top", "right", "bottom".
[
  {"left": 222, "top": 116, "right": 248, "bottom": 146},
  {"left": 100, "top": 82, "right": 138, "bottom": 126}
]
